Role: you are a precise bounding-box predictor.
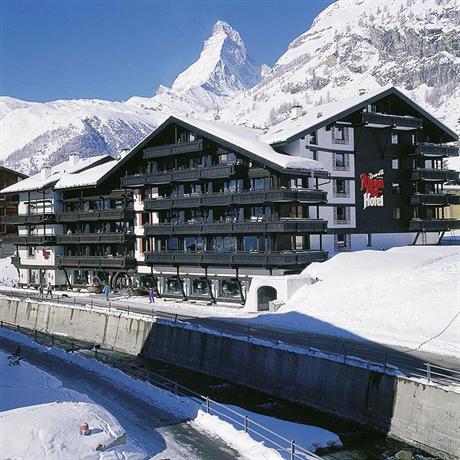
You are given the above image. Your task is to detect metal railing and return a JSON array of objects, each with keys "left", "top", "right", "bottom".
[
  {"left": 0, "top": 320, "right": 322, "bottom": 460},
  {"left": 1, "top": 288, "right": 459, "bottom": 388}
]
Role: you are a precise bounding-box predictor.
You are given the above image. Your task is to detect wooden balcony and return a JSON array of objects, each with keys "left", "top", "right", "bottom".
[
  {"left": 0, "top": 213, "right": 55, "bottom": 225},
  {"left": 56, "top": 233, "right": 135, "bottom": 244},
  {"left": 56, "top": 256, "right": 136, "bottom": 269},
  {"left": 144, "top": 189, "right": 327, "bottom": 211},
  {"left": 410, "top": 193, "right": 460, "bottom": 206},
  {"left": 362, "top": 111, "right": 422, "bottom": 129},
  {"left": 410, "top": 168, "right": 459, "bottom": 182},
  {"left": 121, "top": 165, "right": 237, "bottom": 188},
  {"left": 143, "top": 139, "right": 203, "bottom": 159},
  {"left": 413, "top": 142, "right": 459, "bottom": 158},
  {"left": 3, "top": 234, "right": 56, "bottom": 245},
  {"left": 144, "top": 218, "right": 327, "bottom": 236},
  {"left": 409, "top": 219, "right": 460, "bottom": 231},
  {"left": 144, "top": 250, "right": 328, "bottom": 267},
  {"left": 56, "top": 208, "right": 134, "bottom": 222}
]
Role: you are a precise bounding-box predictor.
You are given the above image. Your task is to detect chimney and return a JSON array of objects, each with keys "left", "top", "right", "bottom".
[
  {"left": 291, "top": 105, "right": 303, "bottom": 119},
  {"left": 68, "top": 153, "right": 79, "bottom": 166},
  {"left": 358, "top": 88, "right": 366, "bottom": 96},
  {"left": 41, "top": 166, "right": 51, "bottom": 179},
  {"left": 117, "top": 148, "right": 130, "bottom": 160}
]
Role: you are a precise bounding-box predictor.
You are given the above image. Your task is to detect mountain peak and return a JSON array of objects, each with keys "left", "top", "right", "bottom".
[{"left": 170, "top": 20, "right": 262, "bottom": 108}]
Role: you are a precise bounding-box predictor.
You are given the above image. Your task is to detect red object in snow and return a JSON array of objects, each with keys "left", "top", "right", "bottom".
[{"left": 80, "top": 423, "right": 90, "bottom": 435}]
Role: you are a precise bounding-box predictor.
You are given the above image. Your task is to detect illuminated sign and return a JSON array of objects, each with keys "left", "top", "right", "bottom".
[{"left": 360, "top": 170, "right": 384, "bottom": 209}]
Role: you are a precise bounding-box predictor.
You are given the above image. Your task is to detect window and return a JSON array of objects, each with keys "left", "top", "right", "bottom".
[
  {"left": 192, "top": 279, "right": 209, "bottom": 296},
  {"left": 392, "top": 159, "right": 400, "bottom": 170},
  {"left": 219, "top": 152, "right": 237, "bottom": 165},
  {"left": 334, "top": 153, "right": 348, "bottom": 169},
  {"left": 213, "top": 236, "right": 237, "bottom": 253},
  {"left": 392, "top": 183, "right": 401, "bottom": 194},
  {"left": 167, "top": 238, "right": 179, "bottom": 251},
  {"left": 411, "top": 133, "right": 416, "bottom": 145},
  {"left": 334, "top": 179, "right": 348, "bottom": 196},
  {"left": 367, "top": 233, "right": 372, "bottom": 247},
  {"left": 219, "top": 279, "right": 241, "bottom": 299},
  {"left": 293, "top": 235, "right": 304, "bottom": 250},
  {"left": 312, "top": 151, "right": 318, "bottom": 161},
  {"left": 336, "top": 234, "right": 349, "bottom": 248},
  {"left": 165, "top": 278, "right": 182, "bottom": 295},
  {"left": 290, "top": 178, "right": 303, "bottom": 189},
  {"left": 309, "top": 131, "right": 317, "bottom": 145},
  {"left": 243, "top": 236, "right": 258, "bottom": 252},
  {"left": 335, "top": 206, "right": 350, "bottom": 224},
  {"left": 391, "top": 133, "right": 399, "bottom": 144},
  {"left": 367, "top": 104, "right": 377, "bottom": 113},
  {"left": 250, "top": 177, "right": 269, "bottom": 190},
  {"left": 335, "top": 127, "right": 345, "bottom": 140},
  {"left": 184, "top": 237, "right": 204, "bottom": 252},
  {"left": 393, "top": 208, "right": 402, "bottom": 219}
]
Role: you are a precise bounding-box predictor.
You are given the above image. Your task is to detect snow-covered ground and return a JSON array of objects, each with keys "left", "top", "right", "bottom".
[
  {"left": 0, "top": 328, "right": 340, "bottom": 459},
  {"left": 253, "top": 246, "right": 460, "bottom": 358},
  {"left": 0, "top": 349, "right": 144, "bottom": 459},
  {"left": 0, "top": 255, "right": 18, "bottom": 287}
]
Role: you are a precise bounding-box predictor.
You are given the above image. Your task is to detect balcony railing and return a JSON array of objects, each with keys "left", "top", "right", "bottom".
[
  {"left": 121, "top": 165, "right": 237, "bottom": 188},
  {"left": 410, "top": 168, "right": 459, "bottom": 182},
  {"left": 413, "top": 142, "right": 459, "bottom": 158},
  {"left": 362, "top": 111, "right": 422, "bottom": 129},
  {"left": 56, "top": 208, "right": 134, "bottom": 222},
  {"left": 3, "top": 234, "right": 56, "bottom": 245},
  {"left": 409, "top": 219, "right": 460, "bottom": 231},
  {"left": 56, "top": 256, "right": 136, "bottom": 269},
  {"left": 143, "top": 139, "right": 203, "bottom": 159},
  {"left": 144, "top": 250, "right": 328, "bottom": 267},
  {"left": 0, "top": 213, "right": 55, "bottom": 225},
  {"left": 144, "top": 189, "right": 327, "bottom": 211},
  {"left": 56, "top": 233, "right": 135, "bottom": 244},
  {"left": 410, "top": 193, "right": 460, "bottom": 206},
  {"left": 144, "top": 218, "right": 328, "bottom": 236}
]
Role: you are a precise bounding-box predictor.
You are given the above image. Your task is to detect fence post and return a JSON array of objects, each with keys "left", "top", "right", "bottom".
[
  {"left": 51, "top": 335, "right": 55, "bottom": 347},
  {"left": 174, "top": 313, "right": 178, "bottom": 322},
  {"left": 244, "top": 415, "right": 249, "bottom": 433},
  {"left": 17, "top": 324, "right": 20, "bottom": 331},
  {"left": 34, "top": 329, "right": 37, "bottom": 341},
  {"left": 426, "top": 363, "right": 432, "bottom": 382},
  {"left": 206, "top": 397, "right": 210, "bottom": 414},
  {"left": 290, "top": 440, "right": 296, "bottom": 460}
]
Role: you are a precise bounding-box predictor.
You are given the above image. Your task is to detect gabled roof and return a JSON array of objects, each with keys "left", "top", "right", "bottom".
[
  {"left": 0, "top": 165, "right": 28, "bottom": 179},
  {"left": 0, "top": 155, "right": 113, "bottom": 193},
  {"left": 262, "top": 86, "right": 458, "bottom": 145},
  {"left": 100, "top": 115, "right": 328, "bottom": 183}
]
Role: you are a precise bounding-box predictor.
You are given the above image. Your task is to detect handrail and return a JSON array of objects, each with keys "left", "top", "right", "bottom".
[{"left": 0, "top": 319, "right": 323, "bottom": 460}]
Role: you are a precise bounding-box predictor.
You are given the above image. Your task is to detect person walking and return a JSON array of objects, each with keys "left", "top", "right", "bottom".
[
  {"left": 38, "top": 284, "right": 44, "bottom": 300},
  {"left": 148, "top": 287, "right": 155, "bottom": 303},
  {"left": 46, "top": 283, "right": 53, "bottom": 299},
  {"left": 102, "top": 283, "right": 110, "bottom": 303}
]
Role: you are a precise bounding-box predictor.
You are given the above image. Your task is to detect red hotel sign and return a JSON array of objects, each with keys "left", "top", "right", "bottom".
[{"left": 360, "top": 169, "right": 384, "bottom": 209}]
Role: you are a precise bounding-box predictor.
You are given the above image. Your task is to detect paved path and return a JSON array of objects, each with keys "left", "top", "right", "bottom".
[
  {"left": 1, "top": 288, "right": 459, "bottom": 385},
  {"left": 0, "top": 334, "right": 242, "bottom": 460}
]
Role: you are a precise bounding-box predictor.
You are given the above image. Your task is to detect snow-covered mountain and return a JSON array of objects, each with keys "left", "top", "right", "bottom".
[
  {"left": 219, "top": 0, "right": 460, "bottom": 134},
  {"left": 1, "top": 1, "right": 458, "bottom": 175},
  {"left": 0, "top": 21, "right": 262, "bottom": 174}
]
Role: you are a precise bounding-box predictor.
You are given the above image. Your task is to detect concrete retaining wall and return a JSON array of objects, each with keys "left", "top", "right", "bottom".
[{"left": 0, "top": 297, "right": 458, "bottom": 459}]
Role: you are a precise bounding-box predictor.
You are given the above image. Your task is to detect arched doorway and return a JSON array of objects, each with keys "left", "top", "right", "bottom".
[{"left": 257, "top": 286, "right": 277, "bottom": 311}]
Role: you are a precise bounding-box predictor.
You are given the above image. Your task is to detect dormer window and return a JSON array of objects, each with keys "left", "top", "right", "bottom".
[{"left": 335, "top": 127, "right": 345, "bottom": 141}]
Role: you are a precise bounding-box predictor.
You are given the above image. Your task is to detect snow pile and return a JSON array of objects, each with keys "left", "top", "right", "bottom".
[
  {"left": 0, "top": 328, "right": 341, "bottom": 458},
  {"left": 0, "top": 350, "right": 143, "bottom": 459},
  {"left": 0, "top": 256, "right": 18, "bottom": 286},
  {"left": 256, "top": 246, "right": 460, "bottom": 357}
]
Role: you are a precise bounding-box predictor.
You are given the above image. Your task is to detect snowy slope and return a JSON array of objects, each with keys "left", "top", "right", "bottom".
[
  {"left": 254, "top": 246, "right": 460, "bottom": 358},
  {"left": 219, "top": 0, "right": 459, "bottom": 141}
]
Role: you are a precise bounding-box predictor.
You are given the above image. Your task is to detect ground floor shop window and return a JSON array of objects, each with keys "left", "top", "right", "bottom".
[
  {"left": 191, "top": 278, "right": 209, "bottom": 296},
  {"left": 219, "top": 279, "right": 241, "bottom": 299},
  {"left": 165, "top": 277, "right": 182, "bottom": 295}
]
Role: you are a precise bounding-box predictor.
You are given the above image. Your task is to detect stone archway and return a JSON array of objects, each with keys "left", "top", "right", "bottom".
[{"left": 257, "top": 286, "right": 277, "bottom": 311}]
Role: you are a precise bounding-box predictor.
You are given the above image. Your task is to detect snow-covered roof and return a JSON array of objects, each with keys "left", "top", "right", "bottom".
[
  {"left": 262, "top": 86, "right": 458, "bottom": 145},
  {"left": 0, "top": 155, "right": 112, "bottom": 193},
  {"left": 55, "top": 159, "right": 118, "bottom": 189},
  {"left": 173, "top": 115, "right": 325, "bottom": 172}
]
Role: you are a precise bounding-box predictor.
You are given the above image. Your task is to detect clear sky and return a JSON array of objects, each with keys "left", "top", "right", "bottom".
[{"left": 0, "top": 0, "right": 334, "bottom": 103}]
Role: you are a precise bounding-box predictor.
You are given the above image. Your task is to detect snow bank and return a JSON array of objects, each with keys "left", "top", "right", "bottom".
[
  {"left": 255, "top": 246, "right": 460, "bottom": 357},
  {"left": 0, "top": 256, "right": 18, "bottom": 287},
  {"left": 0, "top": 350, "right": 143, "bottom": 459},
  {"left": 0, "top": 328, "right": 341, "bottom": 458}
]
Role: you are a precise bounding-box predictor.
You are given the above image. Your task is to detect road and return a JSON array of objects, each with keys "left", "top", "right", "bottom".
[
  {"left": 0, "top": 334, "right": 242, "bottom": 460},
  {"left": 1, "top": 287, "right": 459, "bottom": 385}
]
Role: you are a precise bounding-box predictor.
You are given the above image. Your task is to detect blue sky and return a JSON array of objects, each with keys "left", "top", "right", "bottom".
[{"left": 0, "top": 0, "right": 334, "bottom": 102}]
